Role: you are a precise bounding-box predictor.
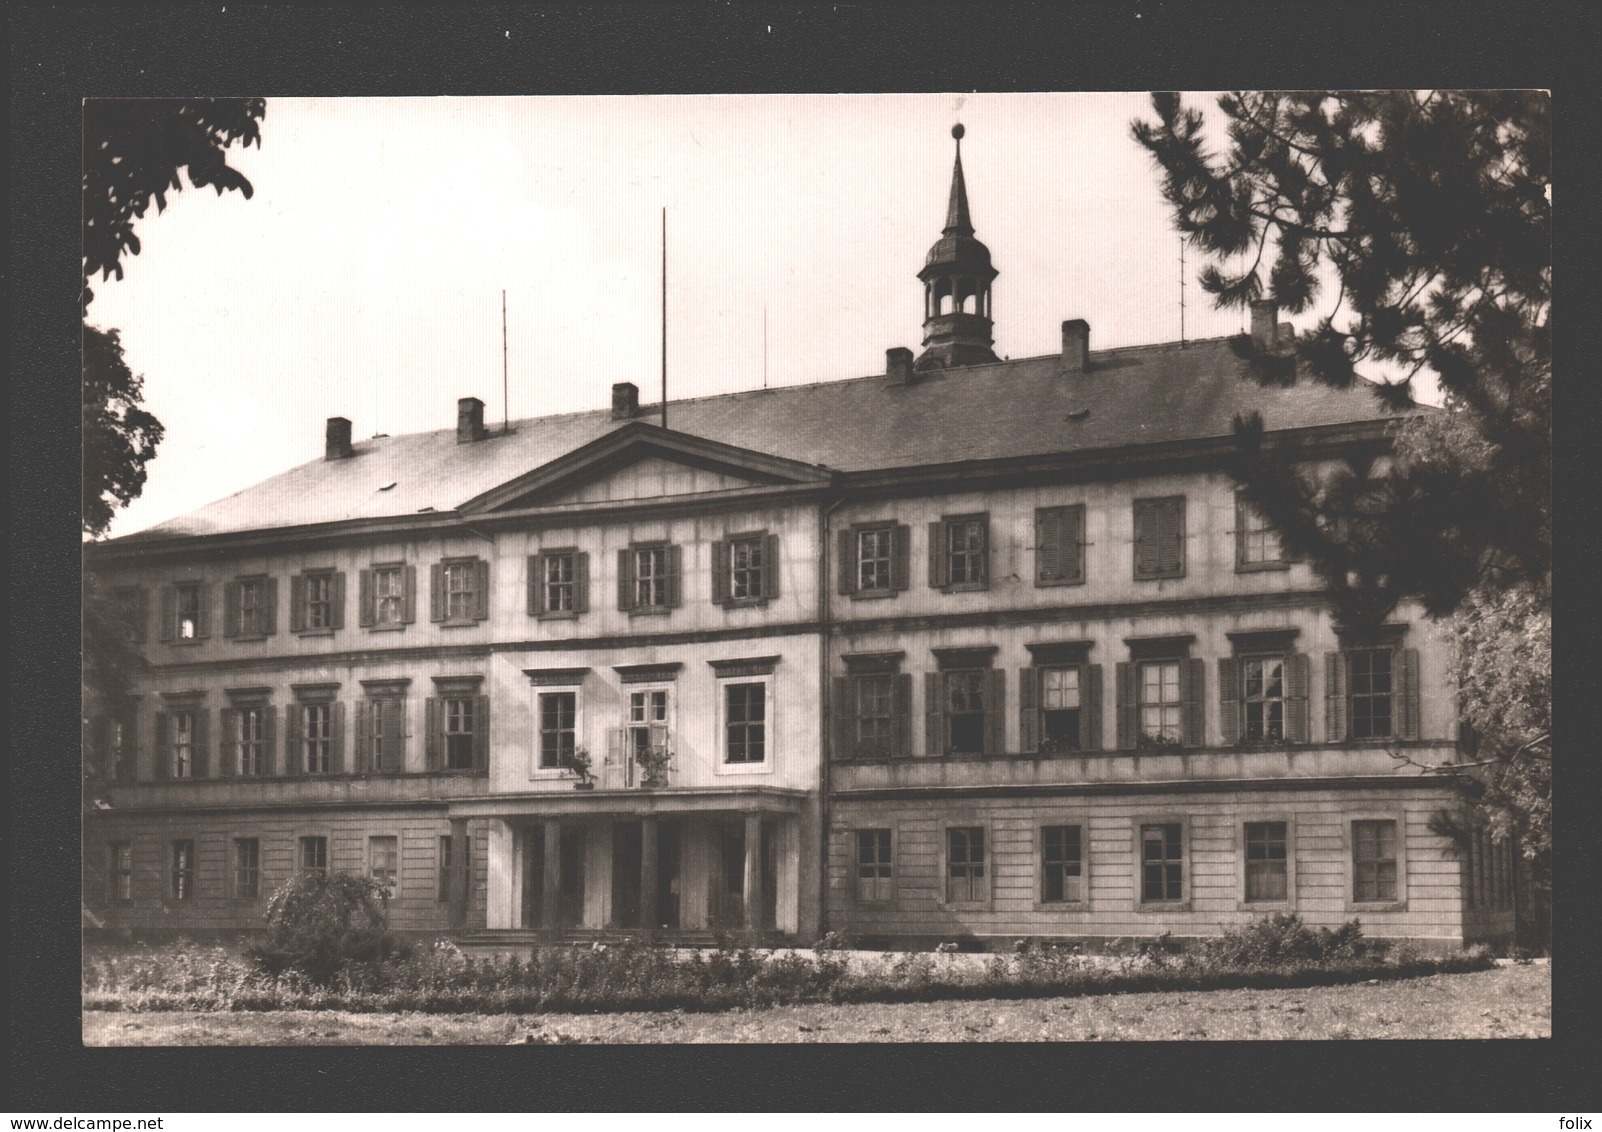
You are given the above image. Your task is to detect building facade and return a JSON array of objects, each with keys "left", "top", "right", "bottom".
[{"left": 83, "top": 129, "right": 1515, "bottom": 950}]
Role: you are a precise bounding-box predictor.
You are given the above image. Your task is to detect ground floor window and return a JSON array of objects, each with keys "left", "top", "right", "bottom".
[
  {"left": 1244, "top": 821, "right": 1289, "bottom": 902},
  {"left": 856, "top": 829, "right": 893, "bottom": 903},
  {"left": 1352, "top": 819, "right": 1398, "bottom": 902},
  {"left": 300, "top": 835, "right": 328, "bottom": 878},
  {"left": 1140, "top": 822, "right": 1183, "bottom": 902},
  {"left": 438, "top": 834, "right": 468, "bottom": 902},
  {"left": 1040, "top": 824, "right": 1083, "bottom": 903},
  {"left": 109, "top": 842, "right": 132, "bottom": 903},
  {"left": 369, "top": 835, "right": 398, "bottom": 895},
  {"left": 234, "top": 837, "right": 260, "bottom": 899},
  {"left": 170, "top": 840, "right": 195, "bottom": 901},
  {"left": 945, "top": 826, "right": 986, "bottom": 903}
]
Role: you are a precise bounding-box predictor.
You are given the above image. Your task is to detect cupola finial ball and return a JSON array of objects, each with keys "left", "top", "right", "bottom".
[{"left": 952, "top": 123, "right": 965, "bottom": 141}]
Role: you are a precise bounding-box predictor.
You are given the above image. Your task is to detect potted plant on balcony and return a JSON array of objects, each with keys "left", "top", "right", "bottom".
[
  {"left": 566, "top": 746, "right": 596, "bottom": 790},
  {"left": 634, "top": 737, "right": 674, "bottom": 789}
]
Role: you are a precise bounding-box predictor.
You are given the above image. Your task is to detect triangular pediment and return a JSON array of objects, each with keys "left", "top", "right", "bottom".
[{"left": 460, "top": 421, "right": 832, "bottom": 514}]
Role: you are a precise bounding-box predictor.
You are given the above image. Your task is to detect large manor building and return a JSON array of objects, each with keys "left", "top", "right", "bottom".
[{"left": 82, "top": 127, "right": 1516, "bottom": 951}]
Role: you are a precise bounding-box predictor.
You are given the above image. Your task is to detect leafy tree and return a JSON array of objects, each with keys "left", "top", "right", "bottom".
[
  {"left": 82, "top": 326, "right": 164, "bottom": 539},
  {"left": 247, "top": 871, "right": 403, "bottom": 985},
  {"left": 1132, "top": 91, "right": 1550, "bottom": 625}
]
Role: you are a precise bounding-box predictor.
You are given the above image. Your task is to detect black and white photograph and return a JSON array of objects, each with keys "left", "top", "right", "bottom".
[{"left": 73, "top": 86, "right": 1552, "bottom": 1054}]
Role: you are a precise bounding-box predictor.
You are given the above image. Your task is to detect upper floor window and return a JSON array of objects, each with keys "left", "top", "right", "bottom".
[
  {"left": 1035, "top": 505, "right": 1086, "bottom": 587},
  {"left": 833, "top": 654, "right": 911, "bottom": 761},
  {"left": 160, "top": 582, "right": 210, "bottom": 642},
  {"left": 111, "top": 586, "right": 148, "bottom": 644},
  {"left": 930, "top": 514, "right": 990, "bottom": 591},
  {"left": 360, "top": 563, "right": 417, "bottom": 629},
  {"left": 290, "top": 569, "right": 345, "bottom": 634},
  {"left": 1133, "top": 496, "right": 1185, "bottom": 580},
  {"left": 618, "top": 543, "right": 681, "bottom": 613},
  {"left": 712, "top": 532, "right": 779, "bottom": 606},
  {"left": 538, "top": 691, "right": 578, "bottom": 770},
  {"left": 96, "top": 706, "right": 138, "bottom": 783},
  {"left": 1040, "top": 666, "right": 1082, "bottom": 752},
  {"left": 1327, "top": 642, "right": 1420, "bottom": 743},
  {"left": 529, "top": 550, "right": 589, "bottom": 618},
  {"left": 1117, "top": 641, "right": 1203, "bottom": 749},
  {"left": 724, "top": 682, "right": 767, "bottom": 764},
  {"left": 1140, "top": 661, "right": 1183, "bottom": 744},
  {"left": 156, "top": 705, "right": 207, "bottom": 779},
  {"left": 356, "top": 682, "right": 408, "bottom": 773},
  {"left": 927, "top": 649, "right": 1003, "bottom": 757},
  {"left": 1348, "top": 649, "right": 1393, "bottom": 739},
  {"left": 223, "top": 575, "right": 277, "bottom": 639},
  {"left": 628, "top": 688, "right": 670, "bottom": 763},
  {"left": 287, "top": 692, "right": 343, "bottom": 775},
  {"left": 427, "top": 681, "right": 487, "bottom": 772},
  {"left": 220, "top": 701, "right": 273, "bottom": 777},
  {"left": 1236, "top": 496, "right": 1288, "bottom": 570},
  {"left": 838, "top": 522, "right": 910, "bottom": 597},
  {"left": 1241, "top": 656, "right": 1286, "bottom": 741},
  {"left": 431, "top": 557, "right": 489, "bottom": 626}
]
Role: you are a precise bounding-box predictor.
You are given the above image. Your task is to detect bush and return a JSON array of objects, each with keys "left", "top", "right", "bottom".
[{"left": 246, "top": 871, "right": 406, "bottom": 985}]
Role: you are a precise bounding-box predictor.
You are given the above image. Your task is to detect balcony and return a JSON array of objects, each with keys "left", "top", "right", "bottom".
[{"left": 596, "top": 725, "right": 674, "bottom": 790}]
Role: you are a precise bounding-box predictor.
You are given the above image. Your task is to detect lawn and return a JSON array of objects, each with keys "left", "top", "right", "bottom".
[{"left": 83, "top": 960, "right": 1548, "bottom": 1043}]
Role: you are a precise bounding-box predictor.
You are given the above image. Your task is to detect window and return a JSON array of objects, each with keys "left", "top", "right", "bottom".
[
  {"left": 170, "top": 840, "right": 194, "bottom": 901},
  {"left": 291, "top": 570, "right": 345, "bottom": 633},
  {"left": 300, "top": 835, "right": 328, "bottom": 878},
  {"left": 234, "top": 838, "right": 260, "bottom": 899},
  {"left": 838, "top": 522, "right": 909, "bottom": 596},
  {"left": 1352, "top": 819, "right": 1398, "bottom": 902},
  {"left": 854, "top": 674, "right": 895, "bottom": 759},
  {"left": 301, "top": 702, "right": 333, "bottom": 773},
  {"left": 927, "top": 650, "right": 1003, "bottom": 757},
  {"left": 103, "top": 711, "right": 136, "bottom": 783},
  {"left": 724, "top": 682, "right": 766, "bottom": 764},
  {"left": 357, "top": 687, "right": 407, "bottom": 773},
  {"left": 444, "top": 696, "right": 477, "bottom": 770},
  {"left": 1236, "top": 496, "right": 1286, "bottom": 569},
  {"left": 171, "top": 582, "right": 206, "bottom": 640},
  {"left": 1040, "top": 667, "right": 1081, "bottom": 752},
  {"left": 431, "top": 557, "right": 489, "bottom": 625},
  {"left": 1348, "top": 649, "right": 1393, "bottom": 739},
  {"left": 1242, "top": 657, "right": 1286, "bottom": 741},
  {"left": 1040, "top": 825, "right": 1084, "bottom": 904},
  {"left": 235, "top": 704, "right": 266, "bottom": 775},
  {"left": 929, "top": 514, "right": 989, "bottom": 590},
  {"left": 224, "top": 575, "right": 275, "bottom": 638},
  {"left": 945, "top": 827, "right": 986, "bottom": 903},
  {"left": 1141, "top": 822, "right": 1183, "bottom": 902},
  {"left": 617, "top": 543, "right": 681, "bottom": 612},
  {"left": 369, "top": 835, "right": 398, "bottom": 895},
  {"left": 1035, "top": 505, "right": 1086, "bottom": 586},
  {"left": 856, "top": 829, "right": 893, "bottom": 903},
  {"left": 1139, "top": 661, "right": 1182, "bottom": 743},
  {"left": 530, "top": 549, "right": 589, "bottom": 617},
  {"left": 1244, "top": 821, "right": 1289, "bottom": 902},
  {"left": 428, "top": 680, "right": 487, "bottom": 773},
  {"left": 1133, "top": 496, "right": 1185, "bottom": 579},
  {"left": 360, "top": 563, "right": 416, "bottom": 629},
  {"left": 712, "top": 531, "right": 779, "bottom": 606},
  {"left": 945, "top": 670, "right": 988, "bottom": 754},
  {"left": 834, "top": 655, "right": 910, "bottom": 760},
  {"left": 170, "top": 710, "right": 196, "bottom": 778},
  {"left": 438, "top": 835, "right": 454, "bottom": 902},
  {"left": 539, "top": 691, "right": 578, "bottom": 769},
  {"left": 109, "top": 842, "right": 132, "bottom": 903},
  {"left": 628, "top": 688, "right": 670, "bottom": 763}
]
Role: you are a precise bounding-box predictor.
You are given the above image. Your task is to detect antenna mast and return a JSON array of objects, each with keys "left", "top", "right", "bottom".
[
  {"left": 763, "top": 305, "right": 768, "bottom": 389},
  {"left": 501, "top": 289, "right": 510, "bottom": 431},
  {"left": 1179, "top": 237, "right": 1187, "bottom": 348},
  {"left": 660, "top": 207, "right": 668, "bottom": 430}
]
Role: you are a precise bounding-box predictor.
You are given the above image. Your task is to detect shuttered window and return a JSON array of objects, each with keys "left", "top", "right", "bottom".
[
  {"left": 428, "top": 690, "right": 489, "bottom": 773},
  {"left": 1221, "top": 651, "right": 1310, "bottom": 745},
  {"left": 619, "top": 544, "right": 681, "bottom": 611},
  {"left": 1235, "top": 496, "right": 1288, "bottom": 569},
  {"left": 174, "top": 583, "right": 206, "bottom": 640},
  {"left": 712, "top": 532, "right": 780, "bottom": 606},
  {"left": 839, "top": 523, "right": 910, "bottom": 596},
  {"left": 357, "top": 697, "right": 406, "bottom": 773},
  {"left": 1349, "top": 649, "right": 1394, "bottom": 739},
  {"left": 930, "top": 514, "right": 989, "bottom": 590},
  {"left": 223, "top": 575, "right": 276, "bottom": 638},
  {"left": 360, "top": 563, "right": 416, "bottom": 629},
  {"left": 1035, "top": 505, "right": 1086, "bottom": 586},
  {"left": 220, "top": 703, "right": 274, "bottom": 777},
  {"left": 530, "top": 550, "right": 588, "bottom": 617},
  {"left": 1133, "top": 496, "right": 1185, "bottom": 579},
  {"left": 290, "top": 570, "right": 345, "bottom": 633}
]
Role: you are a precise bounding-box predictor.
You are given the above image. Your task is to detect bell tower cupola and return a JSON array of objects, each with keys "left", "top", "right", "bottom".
[{"left": 915, "top": 123, "right": 1000, "bottom": 371}]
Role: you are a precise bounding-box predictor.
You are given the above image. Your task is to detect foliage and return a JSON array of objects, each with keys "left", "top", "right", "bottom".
[
  {"left": 1132, "top": 91, "right": 1550, "bottom": 626},
  {"left": 634, "top": 737, "right": 676, "bottom": 787},
  {"left": 82, "top": 326, "right": 165, "bottom": 539},
  {"left": 246, "top": 872, "right": 405, "bottom": 985},
  {"left": 564, "top": 745, "right": 595, "bottom": 785}
]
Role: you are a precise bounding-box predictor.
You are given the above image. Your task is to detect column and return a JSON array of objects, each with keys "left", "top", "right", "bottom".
[
  {"left": 640, "top": 815, "right": 659, "bottom": 930},
  {"left": 542, "top": 820, "right": 561, "bottom": 934},
  {"left": 743, "top": 811, "right": 763, "bottom": 932},
  {"left": 448, "top": 817, "right": 470, "bottom": 929}
]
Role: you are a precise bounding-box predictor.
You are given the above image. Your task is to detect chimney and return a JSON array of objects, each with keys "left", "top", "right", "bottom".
[
  {"left": 456, "top": 397, "right": 486, "bottom": 444},
  {"left": 611, "top": 381, "right": 639, "bottom": 420},
  {"left": 1250, "top": 299, "right": 1279, "bottom": 351},
  {"left": 324, "top": 416, "right": 353, "bottom": 461},
  {"left": 885, "top": 347, "right": 915, "bottom": 386},
  {"left": 1061, "top": 319, "right": 1090, "bottom": 372}
]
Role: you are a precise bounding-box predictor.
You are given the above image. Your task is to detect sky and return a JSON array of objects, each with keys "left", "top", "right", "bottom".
[{"left": 90, "top": 93, "right": 1309, "bottom": 540}]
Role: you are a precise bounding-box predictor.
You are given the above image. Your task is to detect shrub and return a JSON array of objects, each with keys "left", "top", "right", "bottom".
[{"left": 246, "top": 871, "right": 406, "bottom": 985}]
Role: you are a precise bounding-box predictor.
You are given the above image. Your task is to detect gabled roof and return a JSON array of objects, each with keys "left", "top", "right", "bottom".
[{"left": 115, "top": 335, "right": 1416, "bottom": 543}]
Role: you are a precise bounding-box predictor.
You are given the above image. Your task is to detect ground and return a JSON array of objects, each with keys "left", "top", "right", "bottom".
[{"left": 83, "top": 960, "right": 1549, "bottom": 1043}]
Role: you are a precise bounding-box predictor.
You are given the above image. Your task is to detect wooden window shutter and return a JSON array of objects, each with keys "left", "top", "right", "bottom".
[
  {"left": 263, "top": 578, "right": 278, "bottom": 636},
  {"left": 1035, "top": 510, "right": 1062, "bottom": 585},
  {"left": 1071, "top": 507, "right": 1086, "bottom": 581},
  {"left": 330, "top": 701, "right": 346, "bottom": 774},
  {"left": 984, "top": 668, "right": 1006, "bottom": 754},
  {"left": 1396, "top": 648, "right": 1421, "bottom": 740},
  {"left": 1325, "top": 652, "right": 1348, "bottom": 742},
  {"left": 383, "top": 698, "right": 406, "bottom": 772},
  {"left": 526, "top": 556, "right": 541, "bottom": 615},
  {"left": 223, "top": 581, "right": 240, "bottom": 638},
  {"left": 160, "top": 586, "right": 175, "bottom": 642},
  {"left": 1080, "top": 663, "right": 1104, "bottom": 752},
  {"left": 359, "top": 568, "right": 375, "bottom": 627},
  {"left": 1115, "top": 662, "right": 1137, "bottom": 750},
  {"left": 424, "top": 697, "right": 442, "bottom": 770},
  {"left": 572, "top": 552, "right": 589, "bottom": 614},
  {"left": 892, "top": 672, "right": 912, "bottom": 758},
  {"left": 193, "top": 708, "right": 210, "bottom": 777},
  {"left": 616, "top": 549, "right": 635, "bottom": 611},
  {"left": 924, "top": 671, "right": 945, "bottom": 757},
  {"left": 1018, "top": 668, "right": 1040, "bottom": 753},
  {"left": 219, "top": 708, "right": 238, "bottom": 776},
  {"left": 1160, "top": 499, "right": 1185, "bottom": 576},
  {"left": 1217, "top": 658, "right": 1241, "bottom": 745},
  {"left": 329, "top": 572, "right": 346, "bottom": 629},
  {"left": 355, "top": 702, "right": 371, "bottom": 772},
  {"left": 891, "top": 524, "right": 911, "bottom": 591},
  {"left": 1233, "top": 496, "right": 1248, "bottom": 569},
  {"left": 1180, "top": 657, "right": 1205, "bottom": 747},
  {"left": 284, "top": 703, "right": 303, "bottom": 776},
  {"left": 665, "top": 545, "right": 682, "bottom": 607},
  {"left": 289, "top": 575, "right": 307, "bottom": 631},
  {"left": 474, "top": 695, "right": 490, "bottom": 772},
  {"left": 978, "top": 514, "right": 991, "bottom": 587},
  {"left": 831, "top": 676, "right": 855, "bottom": 760},
  {"left": 154, "top": 712, "right": 170, "bottom": 778},
  {"left": 474, "top": 559, "right": 490, "bottom": 621},
  {"left": 837, "top": 529, "right": 855, "bottom": 594},
  {"left": 127, "top": 587, "right": 149, "bottom": 643},
  {"left": 262, "top": 704, "right": 277, "bottom": 776},
  {"left": 928, "top": 521, "right": 948, "bottom": 588},
  {"left": 764, "top": 534, "right": 780, "bottom": 599},
  {"left": 710, "top": 540, "right": 729, "bottom": 605},
  {"left": 430, "top": 563, "right": 446, "bottom": 622},
  {"left": 1285, "top": 653, "right": 1311, "bottom": 743},
  {"left": 196, "top": 583, "right": 213, "bottom": 638}
]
